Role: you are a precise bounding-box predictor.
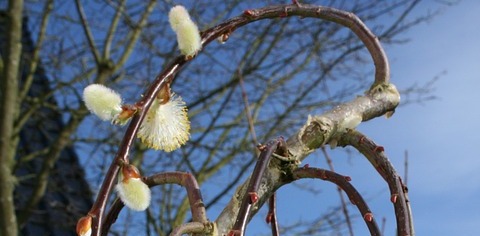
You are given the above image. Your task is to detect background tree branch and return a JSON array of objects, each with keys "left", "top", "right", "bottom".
[{"left": 0, "top": 1, "right": 24, "bottom": 235}]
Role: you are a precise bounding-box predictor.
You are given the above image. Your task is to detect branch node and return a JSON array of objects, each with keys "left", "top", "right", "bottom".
[
  {"left": 248, "top": 192, "right": 259, "bottom": 204},
  {"left": 256, "top": 143, "right": 266, "bottom": 151},
  {"left": 391, "top": 194, "right": 398, "bottom": 203},
  {"left": 227, "top": 230, "right": 240, "bottom": 236},
  {"left": 373, "top": 145, "right": 385, "bottom": 153},
  {"left": 265, "top": 213, "right": 273, "bottom": 224},
  {"left": 243, "top": 9, "right": 258, "bottom": 18},
  {"left": 364, "top": 212, "right": 374, "bottom": 222}
]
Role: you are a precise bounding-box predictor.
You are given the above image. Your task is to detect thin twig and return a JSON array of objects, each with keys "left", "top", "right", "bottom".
[
  {"left": 114, "top": 0, "right": 157, "bottom": 70},
  {"left": 321, "top": 147, "right": 354, "bottom": 236},
  {"left": 404, "top": 149, "right": 414, "bottom": 236},
  {"left": 103, "top": 0, "right": 126, "bottom": 59},
  {"left": 404, "top": 150, "right": 408, "bottom": 185},
  {"left": 381, "top": 217, "right": 386, "bottom": 235},
  {"left": 74, "top": 0, "right": 101, "bottom": 64},
  {"left": 266, "top": 193, "right": 279, "bottom": 236},
  {"left": 238, "top": 69, "right": 260, "bottom": 152},
  {"left": 18, "top": 0, "right": 53, "bottom": 103}
]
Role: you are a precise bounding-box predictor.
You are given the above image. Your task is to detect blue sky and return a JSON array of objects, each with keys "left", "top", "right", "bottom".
[
  {"left": 366, "top": 1, "right": 480, "bottom": 235},
  {"left": 243, "top": 1, "right": 480, "bottom": 235}
]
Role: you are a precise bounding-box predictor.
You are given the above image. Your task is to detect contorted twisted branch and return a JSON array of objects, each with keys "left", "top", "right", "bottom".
[{"left": 86, "top": 3, "right": 397, "bottom": 236}]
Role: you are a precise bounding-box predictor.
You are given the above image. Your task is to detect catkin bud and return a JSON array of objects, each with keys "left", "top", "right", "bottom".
[
  {"left": 115, "top": 164, "right": 151, "bottom": 211},
  {"left": 76, "top": 215, "right": 92, "bottom": 236},
  {"left": 169, "top": 5, "right": 202, "bottom": 57},
  {"left": 83, "top": 84, "right": 122, "bottom": 121}
]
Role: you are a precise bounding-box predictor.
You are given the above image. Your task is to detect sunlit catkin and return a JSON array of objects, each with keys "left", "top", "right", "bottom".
[
  {"left": 115, "top": 164, "right": 151, "bottom": 211},
  {"left": 83, "top": 84, "right": 122, "bottom": 122},
  {"left": 169, "top": 5, "right": 202, "bottom": 57}
]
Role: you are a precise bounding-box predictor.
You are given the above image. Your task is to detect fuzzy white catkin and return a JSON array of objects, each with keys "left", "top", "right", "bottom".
[
  {"left": 168, "top": 5, "right": 202, "bottom": 57},
  {"left": 137, "top": 93, "right": 190, "bottom": 152},
  {"left": 168, "top": 5, "right": 190, "bottom": 32},
  {"left": 83, "top": 84, "right": 122, "bottom": 121},
  {"left": 116, "top": 177, "right": 151, "bottom": 211}
]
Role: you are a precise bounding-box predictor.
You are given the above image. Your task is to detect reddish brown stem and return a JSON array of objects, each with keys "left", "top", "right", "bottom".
[
  {"left": 201, "top": 4, "right": 389, "bottom": 86},
  {"left": 267, "top": 193, "right": 279, "bottom": 236},
  {"left": 230, "top": 138, "right": 283, "bottom": 235},
  {"left": 338, "top": 130, "right": 412, "bottom": 236},
  {"left": 292, "top": 167, "right": 381, "bottom": 236}
]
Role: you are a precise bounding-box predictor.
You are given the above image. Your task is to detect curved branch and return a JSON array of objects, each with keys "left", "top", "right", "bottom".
[
  {"left": 338, "top": 130, "right": 412, "bottom": 236},
  {"left": 200, "top": 4, "right": 390, "bottom": 86},
  {"left": 291, "top": 167, "right": 381, "bottom": 236}
]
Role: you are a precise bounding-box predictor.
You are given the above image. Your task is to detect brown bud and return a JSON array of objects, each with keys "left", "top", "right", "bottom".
[
  {"left": 364, "top": 212, "right": 373, "bottom": 222},
  {"left": 249, "top": 192, "right": 259, "bottom": 204},
  {"left": 157, "top": 83, "right": 171, "bottom": 104},
  {"left": 76, "top": 215, "right": 92, "bottom": 236},
  {"left": 121, "top": 164, "right": 141, "bottom": 182}
]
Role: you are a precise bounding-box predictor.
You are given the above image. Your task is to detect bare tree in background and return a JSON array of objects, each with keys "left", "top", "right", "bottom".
[{"left": 0, "top": 0, "right": 442, "bottom": 235}]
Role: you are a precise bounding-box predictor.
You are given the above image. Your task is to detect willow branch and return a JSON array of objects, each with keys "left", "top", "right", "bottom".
[
  {"left": 230, "top": 138, "right": 284, "bottom": 235},
  {"left": 266, "top": 193, "right": 279, "bottom": 236},
  {"left": 201, "top": 4, "right": 390, "bottom": 87},
  {"left": 291, "top": 167, "right": 381, "bottom": 236},
  {"left": 338, "top": 130, "right": 412, "bottom": 236},
  {"left": 88, "top": 3, "right": 396, "bottom": 235}
]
